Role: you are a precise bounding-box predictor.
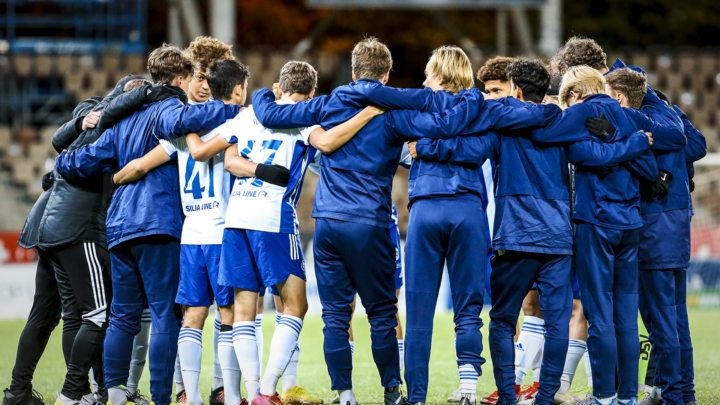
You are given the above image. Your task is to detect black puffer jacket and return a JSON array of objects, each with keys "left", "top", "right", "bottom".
[{"left": 18, "top": 85, "right": 164, "bottom": 249}]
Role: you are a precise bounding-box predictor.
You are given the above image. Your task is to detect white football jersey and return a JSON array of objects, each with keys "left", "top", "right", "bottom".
[
  {"left": 223, "top": 102, "right": 318, "bottom": 233},
  {"left": 160, "top": 123, "right": 231, "bottom": 245}
]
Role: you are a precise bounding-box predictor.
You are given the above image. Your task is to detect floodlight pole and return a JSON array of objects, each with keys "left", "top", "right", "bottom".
[
  {"left": 539, "top": 0, "right": 562, "bottom": 56},
  {"left": 496, "top": 8, "right": 509, "bottom": 56},
  {"left": 211, "top": 0, "right": 237, "bottom": 47}
]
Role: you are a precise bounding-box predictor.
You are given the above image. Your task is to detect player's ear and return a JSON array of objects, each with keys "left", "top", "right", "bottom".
[
  {"left": 381, "top": 71, "right": 390, "bottom": 85},
  {"left": 352, "top": 70, "right": 357, "bottom": 83},
  {"left": 308, "top": 88, "right": 316, "bottom": 100}
]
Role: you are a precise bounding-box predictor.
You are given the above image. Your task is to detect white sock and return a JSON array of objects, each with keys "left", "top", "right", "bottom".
[
  {"left": 219, "top": 327, "right": 242, "bottom": 405},
  {"left": 597, "top": 395, "right": 616, "bottom": 405},
  {"left": 256, "top": 314, "right": 264, "bottom": 375},
  {"left": 213, "top": 310, "right": 224, "bottom": 390},
  {"left": 583, "top": 348, "right": 593, "bottom": 388},
  {"left": 349, "top": 340, "right": 355, "bottom": 391},
  {"left": 458, "top": 364, "right": 478, "bottom": 395},
  {"left": 560, "top": 340, "right": 587, "bottom": 394},
  {"left": 233, "top": 321, "right": 260, "bottom": 396},
  {"left": 178, "top": 328, "right": 203, "bottom": 405},
  {"left": 398, "top": 339, "right": 405, "bottom": 372},
  {"left": 618, "top": 399, "right": 632, "bottom": 404},
  {"left": 128, "top": 309, "right": 151, "bottom": 390},
  {"left": 339, "top": 390, "right": 356, "bottom": 405},
  {"left": 649, "top": 387, "right": 662, "bottom": 399},
  {"left": 261, "top": 315, "right": 302, "bottom": 396},
  {"left": 275, "top": 312, "right": 282, "bottom": 326},
  {"left": 108, "top": 387, "right": 128, "bottom": 405},
  {"left": 282, "top": 336, "right": 300, "bottom": 392},
  {"left": 175, "top": 353, "right": 185, "bottom": 393},
  {"left": 514, "top": 316, "right": 545, "bottom": 385},
  {"left": 532, "top": 342, "right": 543, "bottom": 384}
]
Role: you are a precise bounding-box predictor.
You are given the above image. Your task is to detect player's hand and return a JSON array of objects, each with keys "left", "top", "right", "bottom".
[
  {"left": 364, "top": 105, "right": 387, "bottom": 116},
  {"left": 82, "top": 111, "right": 102, "bottom": 130},
  {"left": 41, "top": 171, "right": 55, "bottom": 191},
  {"left": 653, "top": 169, "right": 673, "bottom": 198},
  {"left": 585, "top": 113, "right": 614, "bottom": 139},
  {"left": 644, "top": 131, "right": 653, "bottom": 146},
  {"left": 255, "top": 164, "right": 290, "bottom": 188},
  {"left": 408, "top": 142, "right": 418, "bottom": 158}
]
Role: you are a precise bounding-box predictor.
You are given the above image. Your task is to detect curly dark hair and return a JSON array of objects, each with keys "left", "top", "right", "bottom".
[
  {"left": 505, "top": 58, "right": 551, "bottom": 103},
  {"left": 187, "top": 36, "right": 234, "bottom": 72},
  {"left": 605, "top": 68, "right": 647, "bottom": 108},
  {"left": 476, "top": 56, "right": 515, "bottom": 83},
  {"left": 550, "top": 36, "right": 607, "bottom": 76}
]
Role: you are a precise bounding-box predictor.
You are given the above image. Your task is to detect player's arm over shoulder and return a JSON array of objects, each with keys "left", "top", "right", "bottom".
[
  {"left": 113, "top": 144, "right": 172, "bottom": 185},
  {"left": 308, "top": 105, "right": 386, "bottom": 153}
]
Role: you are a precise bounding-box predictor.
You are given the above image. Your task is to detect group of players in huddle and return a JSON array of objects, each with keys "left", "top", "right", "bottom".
[{"left": 4, "top": 32, "right": 705, "bottom": 405}]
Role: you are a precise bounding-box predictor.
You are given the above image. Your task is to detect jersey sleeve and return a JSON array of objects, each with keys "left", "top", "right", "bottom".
[
  {"left": 159, "top": 139, "right": 178, "bottom": 158},
  {"left": 299, "top": 125, "right": 321, "bottom": 145}
]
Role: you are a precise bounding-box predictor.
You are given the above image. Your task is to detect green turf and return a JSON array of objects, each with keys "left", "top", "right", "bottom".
[{"left": 1, "top": 309, "right": 719, "bottom": 404}]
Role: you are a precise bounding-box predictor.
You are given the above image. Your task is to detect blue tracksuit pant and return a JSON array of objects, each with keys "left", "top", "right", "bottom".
[
  {"left": 489, "top": 251, "right": 573, "bottom": 405},
  {"left": 574, "top": 223, "right": 640, "bottom": 401},
  {"left": 404, "top": 197, "right": 486, "bottom": 403},
  {"left": 313, "top": 217, "right": 400, "bottom": 391},
  {"left": 638, "top": 269, "right": 693, "bottom": 405},
  {"left": 104, "top": 235, "right": 182, "bottom": 405}
]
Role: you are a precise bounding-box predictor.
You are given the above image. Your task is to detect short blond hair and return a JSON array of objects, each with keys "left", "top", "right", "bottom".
[
  {"left": 351, "top": 37, "right": 393, "bottom": 80},
  {"left": 123, "top": 78, "right": 152, "bottom": 92},
  {"left": 428, "top": 46, "right": 474, "bottom": 94},
  {"left": 279, "top": 61, "right": 318, "bottom": 96},
  {"left": 559, "top": 66, "right": 605, "bottom": 110},
  {"left": 147, "top": 43, "right": 194, "bottom": 85}
]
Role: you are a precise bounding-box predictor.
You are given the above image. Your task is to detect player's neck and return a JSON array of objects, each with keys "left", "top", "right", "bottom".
[{"left": 282, "top": 94, "right": 309, "bottom": 103}]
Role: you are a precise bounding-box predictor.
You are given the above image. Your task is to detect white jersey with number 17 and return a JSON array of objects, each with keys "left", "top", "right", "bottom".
[
  {"left": 159, "top": 122, "right": 231, "bottom": 245},
  {"left": 222, "top": 101, "right": 318, "bottom": 234}
]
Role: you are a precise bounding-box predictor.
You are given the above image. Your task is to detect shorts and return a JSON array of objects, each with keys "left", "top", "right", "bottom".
[
  {"left": 218, "top": 228, "right": 306, "bottom": 293},
  {"left": 177, "top": 244, "right": 235, "bottom": 307},
  {"left": 390, "top": 224, "right": 403, "bottom": 289}
]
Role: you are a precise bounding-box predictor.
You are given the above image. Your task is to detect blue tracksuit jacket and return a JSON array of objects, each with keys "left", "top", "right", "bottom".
[
  {"left": 55, "top": 96, "right": 241, "bottom": 248},
  {"left": 250, "top": 80, "right": 558, "bottom": 228},
  {"left": 527, "top": 94, "right": 657, "bottom": 229},
  {"left": 674, "top": 105, "right": 707, "bottom": 215}
]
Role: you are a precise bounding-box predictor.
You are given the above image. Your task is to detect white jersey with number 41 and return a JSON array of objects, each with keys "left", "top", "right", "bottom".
[{"left": 160, "top": 122, "right": 231, "bottom": 245}]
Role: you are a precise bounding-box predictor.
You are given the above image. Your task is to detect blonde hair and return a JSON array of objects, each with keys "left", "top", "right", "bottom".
[
  {"left": 428, "top": 46, "right": 474, "bottom": 94},
  {"left": 559, "top": 66, "right": 606, "bottom": 110},
  {"left": 279, "top": 61, "right": 318, "bottom": 96},
  {"left": 352, "top": 37, "right": 393, "bottom": 80},
  {"left": 123, "top": 78, "right": 152, "bottom": 92}
]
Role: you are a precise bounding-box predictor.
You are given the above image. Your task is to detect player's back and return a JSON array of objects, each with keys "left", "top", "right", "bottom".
[
  {"left": 160, "top": 123, "right": 231, "bottom": 245},
  {"left": 225, "top": 104, "right": 317, "bottom": 234}
]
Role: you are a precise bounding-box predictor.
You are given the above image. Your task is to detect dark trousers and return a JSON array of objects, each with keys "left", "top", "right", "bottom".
[
  {"left": 404, "top": 198, "right": 487, "bottom": 403},
  {"left": 575, "top": 223, "right": 640, "bottom": 400},
  {"left": 489, "top": 252, "right": 572, "bottom": 405},
  {"left": 43, "top": 242, "right": 113, "bottom": 400},
  {"left": 104, "top": 235, "right": 182, "bottom": 405},
  {"left": 313, "top": 218, "right": 400, "bottom": 392},
  {"left": 8, "top": 251, "right": 63, "bottom": 394},
  {"left": 638, "top": 269, "right": 694, "bottom": 405}
]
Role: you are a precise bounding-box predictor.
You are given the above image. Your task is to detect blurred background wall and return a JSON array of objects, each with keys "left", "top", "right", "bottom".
[{"left": 0, "top": 0, "right": 719, "bottom": 315}]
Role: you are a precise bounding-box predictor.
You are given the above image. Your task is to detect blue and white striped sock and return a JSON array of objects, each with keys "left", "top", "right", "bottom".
[
  {"left": 218, "top": 326, "right": 241, "bottom": 405},
  {"left": 213, "top": 311, "right": 223, "bottom": 390},
  {"left": 398, "top": 339, "right": 405, "bottom": 371},
  {"left": 261, "top": 315, "right": 302, "bottom": 396},
  {"left": 256, "top": 314, "right": 264, "bottom": 374},
  {"left": 178, "top": 328, "right": 203, "bottom": 405},
  {"left": 275, "top": 312, "right": 283, "bottom": 326},
  {"left": 515, "top": 316, "right": 545, "bottom": 385},
  {"left": 561, "top": 339, "right": 587, "bottom": 392},
  {"left": 458, "top": 364, "right": 478, "bottom": 395},
  {"left": 233, "top": 321, "right": 260, "bottom": 395}
]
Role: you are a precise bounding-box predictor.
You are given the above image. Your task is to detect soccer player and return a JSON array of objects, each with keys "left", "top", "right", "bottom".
[
  {"left": 216, "top": 60, "right": 384, "bottom": 405},
  {"left": 601, "top": 66, "right": 691, "bottom": 405},
  {"left": 477, "top": 56, "right": 515, "bottom": 98},
  {"left": 54, "top": 44, "right": 243, "bottom": 405},
  {"left": 112, "top": 58, "right": 251, "bottom": 405},
  {"left": 171, "top": 36, "right": 236, "bottom": 405}
]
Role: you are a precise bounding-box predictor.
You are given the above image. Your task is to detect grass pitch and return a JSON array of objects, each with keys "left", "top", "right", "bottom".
[{"left": 1, "top": 309, "right": 719, "bottom": 404}]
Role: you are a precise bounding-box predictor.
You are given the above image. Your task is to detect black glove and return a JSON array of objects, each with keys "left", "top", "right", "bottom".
[
  {"left": 655, "top": 89, "right": 670, "bottom": 105},
  {"left": 41, "top": 171, "right": 55, "bottom": 191},
  {"left": 585, "top": 113, "right": 615, "bottom": 139},
  {"left": 255, "top": 164, "right": 290, "bottom": 188},
  {"left": 145, "top": 85, "right": 189, "bottom": 105},
  {"left": 654, "top": 169, "right": 673, "bottom": 198},
  {"left": 689, "top": 179, "right": 695, "bottom": 193}
]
